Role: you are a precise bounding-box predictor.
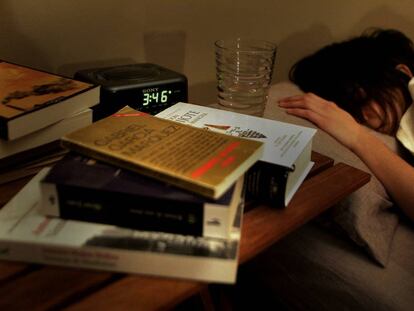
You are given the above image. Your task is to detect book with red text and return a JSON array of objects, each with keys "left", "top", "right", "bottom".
[
  {"left": 61, "top": 106, "right": 263, "bottom": 199},
  {"left": 157, "top": 102, "right": 316, "bottom": 207},
  {"left": 40, "top": 153, "right": 244, "bottom": 239}
]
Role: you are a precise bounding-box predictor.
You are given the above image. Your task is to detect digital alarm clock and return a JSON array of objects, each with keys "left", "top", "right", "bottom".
[{"left": 74, "top": 63, "right": 188, "bottom": 117}]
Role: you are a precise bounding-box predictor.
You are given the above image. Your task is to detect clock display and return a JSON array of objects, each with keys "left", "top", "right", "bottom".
[{"left": 142, "top": 89, "right": 173, "bottom": 106}]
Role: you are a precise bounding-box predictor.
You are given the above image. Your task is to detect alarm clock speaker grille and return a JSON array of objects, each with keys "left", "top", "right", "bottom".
[{"left": 94, "top": 64, "right": 161, "bottom": 83}]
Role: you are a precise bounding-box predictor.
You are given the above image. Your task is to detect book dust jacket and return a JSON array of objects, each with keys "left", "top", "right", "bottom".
[
  {"left": 62, "top": 107, "right": 263, "bottom": 199},
  {"left": 0, "top": 61, "right": 92, "bottom": 120}
]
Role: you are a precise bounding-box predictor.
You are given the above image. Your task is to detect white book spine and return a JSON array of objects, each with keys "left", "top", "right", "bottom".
[{"left": 0, "top": 239, "right": 237, "bottom": 283}]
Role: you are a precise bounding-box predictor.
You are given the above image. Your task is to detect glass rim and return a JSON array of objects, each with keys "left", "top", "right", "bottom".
[{"left": 215, "top": 38, "right": 277, "bottom": 52}]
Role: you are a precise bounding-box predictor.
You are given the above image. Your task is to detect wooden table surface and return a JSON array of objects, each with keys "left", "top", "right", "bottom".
[{"left": 0, "top": 152, "right": 370, "bottom": 311}]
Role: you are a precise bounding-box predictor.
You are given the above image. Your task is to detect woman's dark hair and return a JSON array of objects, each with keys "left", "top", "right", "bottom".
[{"left": 290, "top": 28, "right": 414, "bottom": 133}]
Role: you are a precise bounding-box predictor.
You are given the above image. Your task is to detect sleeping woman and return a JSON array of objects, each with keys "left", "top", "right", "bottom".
[{"left": 278, "top": 28, "right": 414, "bottom": 223}]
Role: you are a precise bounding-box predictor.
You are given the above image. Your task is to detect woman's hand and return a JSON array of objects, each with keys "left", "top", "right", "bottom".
[
  {"left": 278, "top": 92, "right": 363, "bottom": 151},
  {"left": 279, "top": 92, "right": 414, "bottom": 222}
]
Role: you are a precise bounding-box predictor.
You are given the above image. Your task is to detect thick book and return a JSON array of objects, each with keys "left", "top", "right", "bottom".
[
  {"left": 0, "top": 169, "right": 243, "bottom": 284},
  {"left": 61, "top": 106, "right": 263, "bottom": 199},
  {"left": 156, "top": 102, "right": 317, "bottom": 207},
  {"left": 40, "top": 153, "right": 244, "bottom": 239},
  {"left": 0, "top": 108, "right": 92, "bottom": 162},
  {"left": 0, "top": 60, "right": 99, "bottom": 140}
]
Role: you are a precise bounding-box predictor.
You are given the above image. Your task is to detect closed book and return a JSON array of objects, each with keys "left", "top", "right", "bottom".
[
  {"left": 0, "top": 60, "right": 99, "bottom": 140},
  {"left": 0, "top": 169, "right": 243, "bottom": 284},
  {"left": 61, "top": 106, "right": 263, "bottom": 199},
  {"left": 0, "top": 108, "right": 92, "bottom": 163},
  {"left": 156, "top": 102, "right": 317, "bottom": 207},
  {"left": 40, "top": 153, "right": 244, "bottom": 238}
]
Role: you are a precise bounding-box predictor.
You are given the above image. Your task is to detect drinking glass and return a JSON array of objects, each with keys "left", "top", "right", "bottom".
[{"left": 215, "top": 38, "right": 277, "bottom": 116}]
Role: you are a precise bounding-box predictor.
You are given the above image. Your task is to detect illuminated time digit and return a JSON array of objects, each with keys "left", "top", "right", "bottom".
[
  {"left": 143, "top": 93, "right": 150, "bottom": 106},
  {"left": 151, "top": 92, "right": 159, "bottom": 102},
  {"left": 161, "top": 90, "right": 169, "bottom": 103}
]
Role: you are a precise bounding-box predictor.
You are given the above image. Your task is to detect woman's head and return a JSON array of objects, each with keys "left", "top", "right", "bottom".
[{"left": 290, "top": 28, "right": 414, "bottom": 134}]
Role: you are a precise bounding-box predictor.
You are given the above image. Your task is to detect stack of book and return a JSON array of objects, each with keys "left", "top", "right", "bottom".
[
  {"left": 156, "top": 102, "right": 317, "bottom": 207},
  {"left": 0, "top": 101, "right": 316, "bottom": 284},
  {"left": 0, "top": 60, "right": 100, "bottom": 183},
  {"left": 0, "top": 105, "right": 264, "bottom": 283}
]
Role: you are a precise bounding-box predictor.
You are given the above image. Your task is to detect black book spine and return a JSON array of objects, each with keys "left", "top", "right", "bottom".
[
  {"left": 244, "top": 161, "right": 288, "bottom": 208},
  {"left": 0, "top": 119, "right": 8, "bottom": 140},
  {"left": 52, "top": 184, "right": 204, "bottom": 236}
]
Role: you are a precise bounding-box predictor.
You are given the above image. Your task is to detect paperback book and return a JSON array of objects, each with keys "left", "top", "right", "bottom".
[
  {"left": 40, "top": 153, "right": 244, "bottom": 238},
  {"left": 0, "top": 60, "right": 99, "bottom": 140},
  {"left": 61, "top": 106, "right": 263, "bottom": 199},
  {"left": 0, "top": 108, "right": 92, "bottom": 163},
  {"left": 0, "top": 169, "right": 243, "bottom": 284},
  {"left": 156, "top": 102, "right": 317, "bottom": 207}
]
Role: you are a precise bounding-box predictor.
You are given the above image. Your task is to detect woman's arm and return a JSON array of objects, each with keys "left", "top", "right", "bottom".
[{"left": 279, "top": 93, "right": 414, "bottom": 221}]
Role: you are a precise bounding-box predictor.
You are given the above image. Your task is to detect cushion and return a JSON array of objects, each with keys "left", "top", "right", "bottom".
[{"left": 264, "top": 82, "right": 400, "bottom": 266}]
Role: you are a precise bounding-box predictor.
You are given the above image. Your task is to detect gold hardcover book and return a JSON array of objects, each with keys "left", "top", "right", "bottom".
[{"left": 61, "top": 106, "right": 263, "bottom": 199}]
